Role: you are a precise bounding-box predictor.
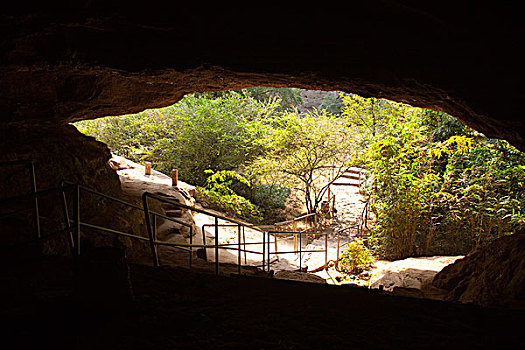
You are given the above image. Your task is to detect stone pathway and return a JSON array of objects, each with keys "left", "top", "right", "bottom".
[{"left": 111, "top": 155, "right": 460, "bottom": 293}]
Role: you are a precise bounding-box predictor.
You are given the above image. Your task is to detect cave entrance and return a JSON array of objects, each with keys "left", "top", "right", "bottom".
[{"left": 72, "top": 87, "right": 525, "bottom": 294}]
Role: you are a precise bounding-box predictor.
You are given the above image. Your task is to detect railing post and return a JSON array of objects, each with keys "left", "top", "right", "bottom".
[
  {"left": 152, "top": 214, "right": 162, "bottom": 266},
  {"left": 28, "top": 161, "right": 40, "bottom": 239},
  {"left": 142, "top": 194, "right": 159, "bottom": 267},
  {"left": 73, "top": 184, "right": 81, "bottom": 258},
  {"left": 237, "top": 224, "right": 241, "bottom": 274},
  {"left": 262, "top": 230, "right": 266, "bottom": 272},
  {"left": 201, "top": 224, "right": 208, "bottom": 262},
  {"left": 325, "top": 229, "right": 328, "bottom": 271},
  {"left": 332, "top": 194, "right": 336, "bottom": 218},
  {"left": 188, "top": 221, "right": 193, "bottom": 269},
  {"left": 299, "top": 228, "right": 302, "bottom": 271},
  {"left": 215, "top": 216, "right": 219, "bottom": 275},
  {"left": 59, "top": 182, "right": 75, "bottom": 256},
  {"left": 265, "top": 232, "right": 268, "bottom": 271},
  {"left": 243, "top": 226, "right": 247, "bottom": 264},
  {"left": 336, "top": 230, "right": 340, "bottom": 269},
  {"left": 293, "top": 220, "right": 297, "bottom": 253},
  {"left": 274, "top": 225, "right": 278, "bottom": 261}
]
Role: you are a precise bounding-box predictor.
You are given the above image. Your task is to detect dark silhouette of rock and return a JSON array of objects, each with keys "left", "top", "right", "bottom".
[
  {"left": 1, "top": 3, "right": 523, "bottom": 152},
  {"left": 433, "top": 227, "right": 525, "bottom": 309},
  {"left": 74, "top": 246, "right": 134, "bottom": 307}
]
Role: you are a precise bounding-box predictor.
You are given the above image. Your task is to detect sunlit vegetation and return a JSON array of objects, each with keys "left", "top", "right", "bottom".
[
  {"left": 342, "top": 95, "right": 525, "bottom": 259},
  {"left": 74, "top": 88, "right": 525, "bottom": 259},
  {"left": 338, "top": 238, "right": 376, "bottom": 273}
]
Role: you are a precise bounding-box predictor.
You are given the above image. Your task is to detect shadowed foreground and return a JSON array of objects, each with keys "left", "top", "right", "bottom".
[{"left": 1, "top": 254, "right": 524, "bottom": 349}]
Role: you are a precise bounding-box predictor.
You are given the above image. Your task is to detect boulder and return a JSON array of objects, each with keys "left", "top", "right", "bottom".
[
  {"left": 274, "top": 270, "right": 327, "bottom": 284},
  {"left": 0, "top": 125, "right": 152, "bottom": 263},
  {"left": 432, "top": 228, "right": 525, "bottom": 309}
]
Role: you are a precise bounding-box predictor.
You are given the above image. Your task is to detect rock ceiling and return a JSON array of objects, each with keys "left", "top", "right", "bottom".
[{"left": 1, "top": 2, "right": 523, "bottom": 151}]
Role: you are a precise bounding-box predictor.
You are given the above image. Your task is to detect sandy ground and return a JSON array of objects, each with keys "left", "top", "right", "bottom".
[{"left": 111, "top": 155, "right": 460, "bottom": 292}]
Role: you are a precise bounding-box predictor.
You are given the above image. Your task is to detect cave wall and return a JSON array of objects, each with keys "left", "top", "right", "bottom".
[
  {"left": 0, "top": 125, "right": 151, "bottom": 262},
  {"left": 0, "top": 1, "right": 523, "bottom": 151},
  {"left": 0, "top": 2, "right": 524, "bottom": 309}
]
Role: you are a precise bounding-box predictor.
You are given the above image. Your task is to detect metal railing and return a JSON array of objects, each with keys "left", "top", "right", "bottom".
[
  {"left": 0, "top": 183, "right": 78, "bottom": 252},
  {"left": 330, "top": 196, "right": 372, "bottom": 269},
  {"left": 142, "top": 192, "right": 293, "bottom": 275},
  {"left": 0, "top": 159, "right": 40, "bottom": 239},
  {"left": 358, "top": 197, "right": 371, "bottom": 237},
  {"left": 2, "top": 172, "right": 331, "bottom": 276}
]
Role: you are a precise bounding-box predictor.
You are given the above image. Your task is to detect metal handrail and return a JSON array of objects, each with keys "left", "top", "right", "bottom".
[
  {"left": 62, "top": 182, "right": 274, "bottom": 274},
  {"left": 1, "top": 183, "right": 77, "bottom": 253},
  {"left": 266, "top": 227, "right": 329, "bottom": 271},
  {"left": 3, "top": 174, "right": 334, "bottom": 276},
  {"left": 59, "top": 180, "right": 194, "bottom": 267},
  {"left": 0, "top": 159, "right": 40, "bottom": 239},
  {"left": 143, "top": 192, "right": 269, "bottom": 274}
]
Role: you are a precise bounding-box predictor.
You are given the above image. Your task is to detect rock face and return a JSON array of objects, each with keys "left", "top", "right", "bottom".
[
  {"left": 432, "top": 228, "right": 525, "bottom": 308},
  {"left": 0, "top": 124, "right": 120, "bottom": 199},
  {"left": 0, "top": 124, "right": 151, "bottom": 262},
  {"left": 370, "top": 256, "right": 463, "bottom": 292},
  {"left": 0, "top": 2, "right": 523, "bottom": 152},
  {"left": 0, "top": 2, "right": 524, "bottom": 309}
]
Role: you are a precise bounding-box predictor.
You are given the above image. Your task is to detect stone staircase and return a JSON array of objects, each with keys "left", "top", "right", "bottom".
[{"left": 331, "top": 167, "right": 367, "bottom": 187}]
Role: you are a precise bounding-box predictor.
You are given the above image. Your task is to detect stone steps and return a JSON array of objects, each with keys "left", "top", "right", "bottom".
[
  {"left": 332, "top": 179, "right": 361, "bottom": 186},
  {"left": 341, "top": 173, "right": 361, "bottom": 180}
]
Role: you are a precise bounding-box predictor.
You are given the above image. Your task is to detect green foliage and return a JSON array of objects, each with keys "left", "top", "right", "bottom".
[
  {"left": 241, "top": 87, "right": 304, "bottom": 112},
  {"left": 76, "top": 88, "right": 524, "bottom": 259},
  {"left": 317, "top": 91, "right": 344, "bottom": 116},
  {"left": 338, "top": 239, "right": 376, "bottom": 273},
  {"left": 341, "top": 95, "right": 525, "bottom": 259},
  {"left": 75, "top": 91, "right": 279, "bottom": 186},
  {"left": 196, "top": 170, "right": 263, "bottom": 222},
  {"left": 249, "top": 108, "right": 358, "bottom": 213},
  {"left": 434, "top": 139, "right": 525, "bottom": 251},
  {"left": 232, "top": 181, "right": 291, "bottom": 211},
  {"left": 249, "top": 183, "right": 291, "bottom": 210}
]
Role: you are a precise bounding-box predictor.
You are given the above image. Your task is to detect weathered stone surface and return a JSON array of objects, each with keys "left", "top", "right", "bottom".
[
  {"left": 0, "top": 2, "right": 523, "bottom": 152},
  {"left": 274, "top": 270, "right": 327, "bottom": 284},
  {"left": 0, "top": 124, "right": 151, "bottom": 262},
  {"left": 432, "top": 228, "right": 525, "bottom": 308},
  {"left": 0, "top": 124, "right": 120, "bottom": 199}
]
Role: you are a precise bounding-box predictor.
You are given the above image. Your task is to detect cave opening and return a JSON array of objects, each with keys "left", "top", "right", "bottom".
[
  {"left": 68, "top": 86, "right": 524, "bottom": 295},
  {"left": 2, "top": 2, "right": 524, "bottom": 346}
]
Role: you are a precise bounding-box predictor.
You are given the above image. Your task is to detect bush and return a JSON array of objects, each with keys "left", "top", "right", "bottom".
[
  {"left": 351, "top": 100, "right": 525, "bottom": 259},
  {"left": 196, "top": 170, "right": 262, "bottom": 222},
  {"left": 338, "top": 239, "right": 376, "bottom": 274},
  {"left": 75, "top": 91, "right": 280, "bottom": 186}
]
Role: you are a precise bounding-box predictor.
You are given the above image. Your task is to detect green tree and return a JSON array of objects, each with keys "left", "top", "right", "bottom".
[
  {"left": 75, "top": 92, "right": 280, "bottom": 186},
  {"left": 341, "top": 95, "right": 525, "bottom": 258},
  {"left": 242, "top": 87, "right": 304, "bottom": 112},
  {"left": 197, "top": 170, "right": 262, "bottom": 222},
  {"left": 250, "top": 109, "right": 358, "bottom": 214}
]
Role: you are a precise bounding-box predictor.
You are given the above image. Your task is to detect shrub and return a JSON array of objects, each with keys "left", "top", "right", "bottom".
[
  {"left": 338, "top": 239, "right": 376, "bottom": 274},
  {"left": 196, "top": 170, "right": 262, "bottom": 222}
]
